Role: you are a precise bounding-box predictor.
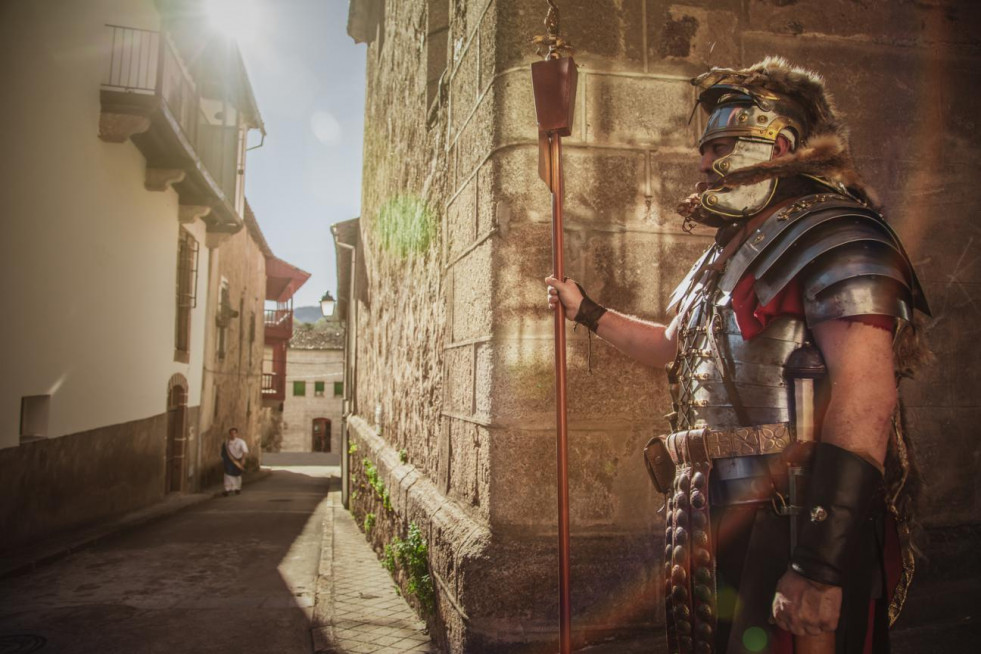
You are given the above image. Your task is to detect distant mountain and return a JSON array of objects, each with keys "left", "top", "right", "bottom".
[{"left": 293, "top": 305, "right": 325, "bottom": 324}]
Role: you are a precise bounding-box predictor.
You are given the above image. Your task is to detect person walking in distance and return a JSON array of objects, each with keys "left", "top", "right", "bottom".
[{"left": 221, "top": 427, "right": 248, "bottom": 496}]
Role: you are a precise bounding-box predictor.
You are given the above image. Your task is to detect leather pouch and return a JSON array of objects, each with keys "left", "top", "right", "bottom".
[{"left": 643, "top": 435, "right": 675, "bottom": 494}]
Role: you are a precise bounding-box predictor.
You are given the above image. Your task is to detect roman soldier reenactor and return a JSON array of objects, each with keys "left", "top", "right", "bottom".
[{"left": 547, "top": 57, "right": 929, "bottom": 653}]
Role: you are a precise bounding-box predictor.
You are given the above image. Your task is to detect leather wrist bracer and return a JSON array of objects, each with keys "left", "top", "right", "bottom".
[
  {"left": 790, "top": 442, "right": 883, "bottom": 587},
  {"left": 573, "top": 282, "right": 607, "bottom": 333}
]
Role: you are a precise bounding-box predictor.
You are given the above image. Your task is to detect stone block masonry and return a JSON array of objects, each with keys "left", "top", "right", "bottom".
[{"left": 347, "top": 0, "right": 981, "bottom": 651}]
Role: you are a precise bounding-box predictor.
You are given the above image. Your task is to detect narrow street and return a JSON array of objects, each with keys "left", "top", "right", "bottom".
[{"left": 0, "top": 466, "right": 332, "bottom": 654}]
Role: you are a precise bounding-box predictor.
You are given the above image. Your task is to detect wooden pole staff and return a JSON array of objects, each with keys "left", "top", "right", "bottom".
[{"left": 531, "top": 3, "right": 577, "bottom": 652}]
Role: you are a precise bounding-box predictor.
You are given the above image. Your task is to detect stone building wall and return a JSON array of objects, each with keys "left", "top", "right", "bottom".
[
  {"left": 348, "top": 1, "right": 981, "bottom": 652},
  {"left": 281, "top": 347, "right": 344, "bottom": 457}
]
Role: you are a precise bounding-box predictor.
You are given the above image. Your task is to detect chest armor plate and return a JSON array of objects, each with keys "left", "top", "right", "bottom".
[{"left": 668, "top": 248, "right": 808, "bottom": 431}]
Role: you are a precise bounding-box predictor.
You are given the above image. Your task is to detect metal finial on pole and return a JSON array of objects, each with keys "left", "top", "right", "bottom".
[
  {"left": 532, "top": 0, "right": 574, "bottom": 60},
  {"left": 530, "top": 2, "right": 578, "bottom": 652}
]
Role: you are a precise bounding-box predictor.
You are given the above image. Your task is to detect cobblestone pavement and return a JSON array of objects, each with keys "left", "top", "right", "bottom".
[
  {"left": 0, "top": 467, "right": 328, "bottom": 654},
  {"left": 313, "top": 488, "right": 434, "bottom": 654}
]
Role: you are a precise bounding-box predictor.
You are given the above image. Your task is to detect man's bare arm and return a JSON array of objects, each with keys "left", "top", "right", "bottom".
[
  {"left": 545, "top": 276, "right": 679, "bottom": 368},
  {"left": 773, "top": 318, "right": 896, "bottom": 636},
  {"left": 811, "top": 318, "right": 897, "bottom": 466}
]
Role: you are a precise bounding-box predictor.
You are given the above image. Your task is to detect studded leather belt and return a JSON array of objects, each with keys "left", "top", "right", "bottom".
[
  {"left": 644, "top": 423, "right": 792, "bottom": 495},
  {"left": 665, "top": 423, "right": 791, "bottom": 465}
]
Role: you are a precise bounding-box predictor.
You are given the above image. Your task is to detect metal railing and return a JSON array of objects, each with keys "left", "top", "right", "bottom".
[
  {"left": 102, "top": 24, "right": 241, "bottom": 205},
  {"left": 103, "top": 25, "right": 160, "bottom": 92}
]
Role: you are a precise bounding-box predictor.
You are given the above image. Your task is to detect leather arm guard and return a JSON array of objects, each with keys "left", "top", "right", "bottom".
[
  {"left": 790, "top": 442, "right": 883, "bottom": 587},
  {"left": 572, "top": 282, "right": 607, "bottom": 333}
]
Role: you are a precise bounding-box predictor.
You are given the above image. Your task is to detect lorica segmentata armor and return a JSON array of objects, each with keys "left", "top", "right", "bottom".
[{"left": 657, "top": 190, "right": 929, "bottom": 653}]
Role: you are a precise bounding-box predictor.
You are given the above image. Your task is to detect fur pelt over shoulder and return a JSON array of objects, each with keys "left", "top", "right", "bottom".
[{"left": 689, "top": 56, "right": 880, "bottom": 209}]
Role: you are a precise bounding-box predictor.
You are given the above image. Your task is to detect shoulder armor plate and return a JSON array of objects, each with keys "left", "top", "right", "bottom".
[
  {"left": 804, "top": 275, "right": 913, "bottom": 325},
  {"left": 719, "top": 194, "right": 861, "bottom": 294},
  {"left": 719, "top": 193, "right": 930, "bottom": 318}
]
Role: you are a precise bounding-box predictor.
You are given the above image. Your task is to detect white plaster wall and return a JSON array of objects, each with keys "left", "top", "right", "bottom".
[
  {"left": 0, "top": 0, "right": 210, "bottom": 448},
  {"left": 281, "top": 349, "right": 345, "bottom": 453}
]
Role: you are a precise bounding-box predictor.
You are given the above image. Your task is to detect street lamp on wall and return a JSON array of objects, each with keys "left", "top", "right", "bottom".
[{"left": 320, "top": 291, "right": 336, "bottom": 318}]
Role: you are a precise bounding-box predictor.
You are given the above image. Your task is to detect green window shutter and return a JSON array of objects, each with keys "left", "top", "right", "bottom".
[
  {"left": 293, "top": 381, "right": 306, "bottom": 396},
  {"left": 315, "top": 381, "right": 325, "bottom": 396},
  {"left": 333, "top": 381, "right": 343, "bottom": 397}
]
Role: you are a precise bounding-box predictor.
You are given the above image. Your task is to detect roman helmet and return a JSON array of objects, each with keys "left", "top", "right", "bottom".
[{"left": 690, "top": 57, "right": 865, "bottom": 221}]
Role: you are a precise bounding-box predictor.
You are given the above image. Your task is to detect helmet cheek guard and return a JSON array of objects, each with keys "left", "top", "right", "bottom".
[{"left": 700, "top": 139, "right": 779, "bottom": 218}]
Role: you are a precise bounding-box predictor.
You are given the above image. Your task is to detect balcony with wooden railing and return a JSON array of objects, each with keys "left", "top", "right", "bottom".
[
  {"left": 261, "top": 336, "right": 288, "bottom": 403},
  {"left": 98, "top": 24, "right": 258, "bottom": 233},
  {"left": 261, "top": 372, "right": 285, "bottom": 401},
  {"left": 264, "top": 308, "right": 294, "bottom": 342}
]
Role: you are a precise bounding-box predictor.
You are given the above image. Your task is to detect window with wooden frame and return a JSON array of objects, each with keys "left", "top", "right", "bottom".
[{"left": 174, "top": 229, "right": 199, "bottom": 362}]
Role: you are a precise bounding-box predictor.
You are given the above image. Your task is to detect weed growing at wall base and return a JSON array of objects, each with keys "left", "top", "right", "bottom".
[
  {"left": 362, "top": 458, "right": 392, "bottom": 511},
  {"left": 384, "top": 523, "right": 434, "bottom": 616}
]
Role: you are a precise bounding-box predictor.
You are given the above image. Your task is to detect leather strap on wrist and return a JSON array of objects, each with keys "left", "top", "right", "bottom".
[
  {"left": 790, "top": 442, "right": 883, "bottom": 586},
  {"left": 572, "top": 282, "right": 607, "bottom": 333}
]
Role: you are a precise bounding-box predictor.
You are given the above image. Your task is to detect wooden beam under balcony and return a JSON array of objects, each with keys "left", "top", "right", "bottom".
[
  {"left": 99, "top": 112, "right": 152, "bottom": 142},
  {"left": 100, "top": 89, "right": 242, "bottom": 236},
  {"left": 145, "top": 168, "right": 186, "bottom": 191},
  {"left": 178, "top": 204, "right": 211, "bottom": 223}
]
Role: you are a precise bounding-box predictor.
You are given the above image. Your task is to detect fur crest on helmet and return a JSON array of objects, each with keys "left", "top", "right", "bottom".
[{"left": 688, "top": 56, "right": 880, "bottom": 211}]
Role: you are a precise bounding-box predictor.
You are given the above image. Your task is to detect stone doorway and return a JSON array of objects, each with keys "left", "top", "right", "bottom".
[
  {"left": 166, "top": 377, "right": 188, "bottom": 492},
  {"left": 312, "top": 418, "right": 330, "bottom": 452}
]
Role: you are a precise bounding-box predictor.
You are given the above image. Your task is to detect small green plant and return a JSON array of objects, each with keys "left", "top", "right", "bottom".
[
  {"left": 399, "top": 449, "right": 409, "bottom": 464},
  {"left": 386, "top": 523, "right": 435, "bottom": 615},
  {"left": 362, "top": 458, "right": 392, "bottom": 510},
  {"left": 364, "top": 512, "right": 376, "bottom": 534},
  {"left": 383, "top": 543, "right": 396, "bottom": 573},
  {"left": 348, "top": 442, "right": 359, "bottom": 455}
]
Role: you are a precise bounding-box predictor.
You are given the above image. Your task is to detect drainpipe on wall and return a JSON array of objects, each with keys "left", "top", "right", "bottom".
[{"left": 333, "top": 237, "right": 357, "bottom": 509}]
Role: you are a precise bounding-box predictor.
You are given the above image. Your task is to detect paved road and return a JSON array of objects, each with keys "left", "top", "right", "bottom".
[{"left": 0, "top": 467, "right": 332, "bottom": 654}]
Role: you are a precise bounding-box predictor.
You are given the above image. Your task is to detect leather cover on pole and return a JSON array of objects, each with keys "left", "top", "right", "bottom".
[{"left": 532, "top": 57, "right": 578, "bottom": 136}]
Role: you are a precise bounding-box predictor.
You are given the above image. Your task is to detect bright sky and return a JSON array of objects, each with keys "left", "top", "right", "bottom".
[{"left": 230, "top": 0, "right": 367, "bottom": 309}]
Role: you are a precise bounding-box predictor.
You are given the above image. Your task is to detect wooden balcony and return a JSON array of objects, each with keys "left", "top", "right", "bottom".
[
  {"left": 98, "top": 24, "right": 253, "bottom": 233},
  {"left": 264, "top": 308, "right": 293, "bottom": 342},
  {"left": 261, "top": 372, "right": 285, "bottom": 402}
]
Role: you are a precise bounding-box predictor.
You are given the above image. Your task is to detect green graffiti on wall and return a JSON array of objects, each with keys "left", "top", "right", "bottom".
[{"left": 376, "top": 195, "right": 435, "bottom": 256}]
